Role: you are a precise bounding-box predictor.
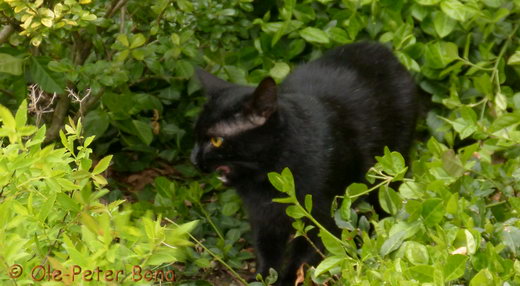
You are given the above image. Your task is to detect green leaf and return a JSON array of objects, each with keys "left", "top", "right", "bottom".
[
  {"left": 421, "top": 198, "right": 445, "bottom": 226},
  {"left": 26, "top": 125, "right": 46, "bottom": 147},
  {"left": 501, "top": 226, "right": 520, "bottom": 256},
  {"left": 473, "top": 73, "right": 492, "bottom": 95},
  {"left": 177, "top": 0, "right": 193, "bottom": 12},
  {"left": 0, "top": 104, "right": 16, "bottom": 130},
  {"left": 83, "top": 109, "right": 109, "bottom": 139},
  {"left": 29, "top": 56, "right": 65, "bottom": 94},
  {"left": 265, "top": 268, "right": 279, "bottom": 285},
  {"left": 15, "top": 100, "right": 28, "bottom": 129},
  {"left": 299, "top": 27, "right": 330, "bottom": 44},
  {"left": 444, "top": 254, "right": 468, "bottom": 281},
  {"left": 93, "top": 155, "right": 113, "bottom": 175},
  {"left": 427, "top": 136, "right": 447, "bottom": 157},
  {"left": 271, "top": 20, "right": 290, "bottom": 46},
  {"left": 147, "top": 250, "right": 180, "bottom": 265},
  {"left": 286, "top": 205, "right": 306, "bottom": 219},
  {"left": 340, "top": 196, "right": 351, "bottom": 221},
  {"left": 406, "top": 265, "right": 435, "bottom": 283},
  {"left": 440, "top": 0, "right": 476, "bottom": 21},
  {"left": 376, "top": 147, "right": 406, "bottom": 176},
  {"left": 62, "top": 234, "right": 89, "bottom": 266},
  {"left": 346, "top": 183, "right": 368, "bottom": 198},
  {"left": 314, "top": 256, "right": 344, "bottom": 277},
  {"left": 132, "top": 120, "right": 153, "bottom": 145},
  {"left": 507, "top": 51, "right": 520, "bottom": 65},
  {"left": 380, "top": 230, "right": 406, "bottom": 256},
  {"left": 424, "top": 41, "right": 459, "bottom": 69},
  {"left": 268, "top": 172, "right": 285, "bottom": 192},
  {"left": 405, "top": 241, "right": 429, "bottom": 265},
  {"left": 441, "top": 149, "right": 464, "bottom": 177},
  {"left": 0, "top": 53, "right": 23, "bottom": 75},
  {"left": 222, "top": 201, "right": 241, "bottom": 216},
  {"left": 281, "top": 168, "right": 295, "bottom": 195},
  {"left": 462, "top": 229, "right": 477, "bottom": 254},
  {"left": 219, "top": 8, "right": 236, "bottom": 17},
  {"left": 446, "top": 193, "right": 459, "bottom": 215},
  {"left": 81, "top": 14, "right": 97, "bottom": 21},
  {"left": 489, "top": 112, "right": 520, "bottom": 132},
  {"left": 379, "top": 186, "right": 402, "bottom": 215},
  {"left": 39, "top": 193, "right": 57, "bottom": 222},
  {"left": 433, "top": 11, "right": 456, "bottom": 38},
  {"left": 269, "top": 62, "right": 290, "bottom": 80},
  {"left": 399, "top": 181, "right": 422, "bottom": 199},
  {"left": 224, "top": 65, "right": 247, "bottom": 84},
  {"left": 116, "top": 34, "right": 129, "bottom": 47},
  {"left": 294, "top": 4, "right": 316, "bottom": 23},
  {"left": 131, "top": 49, "right": 145, "bottom": 61},
  {"left": 328, "top": 27, "right": 350, "bottom": 44},
  {"left": 114, "top": 50, "right": 129, "bottom": 62},
  {"left": 56, "top": 193, "right": 81, "bottom": 212},
  {"left": 130, "top": 34, "right": 146, "bottom": 49},
  {"left": 272, "top": 197, "right": 294, "bottom": 204},
  {"left": 304, "top": 194, "right": 312, "bottom": 213},
  {"left": 415, "top": 0, "right": 440, "bottom": 5},
  {"left": 469, "top": 269, "right": 494, "bottom": 286},
  {"left": 395, "top": 51, "right": 421, "bottom": 72},
  {"left": 56, "top": 178, "right": 80, "bottom": 190},
  {"left": 175, "top": 60, "right": 194, "bottom": 79},
  {"left": 320, "top": 229, "right": 345, "bottom": 256},
  {"left": 287, "top": 39, "right": 306, "bottom": 59},
  {"left": 494, "top": 91, "right": 507, "bottom": 111}
]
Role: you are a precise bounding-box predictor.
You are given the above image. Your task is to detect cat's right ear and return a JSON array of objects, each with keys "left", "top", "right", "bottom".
[
  {"left": 196, "top": 68, "right": 232, "bottom": 97},
  {"left": 246, "top": 77, "right": 278, "bottom": 119}
]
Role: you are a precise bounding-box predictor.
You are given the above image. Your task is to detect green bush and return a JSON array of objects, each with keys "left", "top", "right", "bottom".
[
  {"left": 1, "top": 0, "right": 520, "bottom": 284},
  {"left": 0, "top": 101, "right": 196, "bottom": 285}
]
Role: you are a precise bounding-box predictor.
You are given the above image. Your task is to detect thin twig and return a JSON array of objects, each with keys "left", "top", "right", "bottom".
[
  {"left": 0, "top": 88, "right": 15, "bottom": 97},
  {"left": 301, "top": 233, "right": 326, "bottom": 259},
  {"left": 66, "top": 87, "right": 91, "bottom": 119},
  {"left": 164, "top": 217, "right": 249, "bottom": 286},
  {"left": 107, "top": 0, "right": 130, "bottom": 18}
]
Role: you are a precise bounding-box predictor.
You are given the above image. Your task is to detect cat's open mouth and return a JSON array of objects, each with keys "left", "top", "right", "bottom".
[{"left": 215, "top": 165, "right": 231, "bottom": 183}]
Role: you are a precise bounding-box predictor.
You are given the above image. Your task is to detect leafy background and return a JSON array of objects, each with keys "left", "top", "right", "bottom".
[{"left": 1, "top": 0, "right": 520, "bottom": 284}]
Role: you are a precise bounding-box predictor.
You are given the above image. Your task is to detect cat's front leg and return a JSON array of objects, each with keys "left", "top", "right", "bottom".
[{"left": 250, "top": 213, "right": 292, "bottom": 281}]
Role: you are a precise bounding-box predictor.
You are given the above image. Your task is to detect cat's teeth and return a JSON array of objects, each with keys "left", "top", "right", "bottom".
[{"left": 217, "top": 175, "right": 228, "bottom": 183}]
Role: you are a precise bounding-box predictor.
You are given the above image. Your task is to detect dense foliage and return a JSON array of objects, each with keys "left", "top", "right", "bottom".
[
  {"left": 1, "top": 0, "right": 520, "bottom": 284},
  {"left": 0, "top": 102, "right": 195, "bottom": 284}
]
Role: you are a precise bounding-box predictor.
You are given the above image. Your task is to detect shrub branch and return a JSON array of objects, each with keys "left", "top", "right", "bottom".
[{"left": 0, "top": 24, "right": 15, "bottom": 45}]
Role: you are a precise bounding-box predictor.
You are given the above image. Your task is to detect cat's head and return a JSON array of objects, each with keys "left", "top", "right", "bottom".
[{"left": 191, "top": 69, "right": 280, "bottom": 184}]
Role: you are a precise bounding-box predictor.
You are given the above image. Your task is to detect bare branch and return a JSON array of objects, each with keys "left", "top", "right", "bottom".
[
  {"left": 27, "top": 85, "right": 57, "bottom": 126},
  {"left": 0, "top": 24, "right": 15, "bottom": 45},
  {"left": 73, "top": 88, "right": 104, "bottom": 122},
  {"left": 66, "top": 87, "right": 92, "bottom": 118},
  {"left": 107, "top": 0, "right": 130, "bottom": 18}
]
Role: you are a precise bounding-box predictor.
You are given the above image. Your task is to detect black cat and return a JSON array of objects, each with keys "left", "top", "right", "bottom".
[{"left": 191, "top": 42, "right": 418, "bottom": 285}]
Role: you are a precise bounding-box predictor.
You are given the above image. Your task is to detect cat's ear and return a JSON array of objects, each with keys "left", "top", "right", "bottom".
[
  {"left": 246, "top": 77, "right": 278, "bottom": 119},
  {"left": 196, "top": 68, "right": 232, "bottom": 96}
]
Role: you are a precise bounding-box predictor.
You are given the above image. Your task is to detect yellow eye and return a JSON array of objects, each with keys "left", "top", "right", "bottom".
[{"left": 210, "top": 137, "right": 224, "bottom": 148}]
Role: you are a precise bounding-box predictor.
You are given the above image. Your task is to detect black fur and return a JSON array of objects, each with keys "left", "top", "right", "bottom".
[{"left": 191, "top": 42, "right": 418, "bottom": 285}]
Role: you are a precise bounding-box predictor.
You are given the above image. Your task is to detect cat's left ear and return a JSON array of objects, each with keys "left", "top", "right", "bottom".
[
  {"left": 247, "top": 77, "right": 278, "bottom": 119},
  {"left": 196, "top": 68, "right": 233, "bottom": 97}
]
